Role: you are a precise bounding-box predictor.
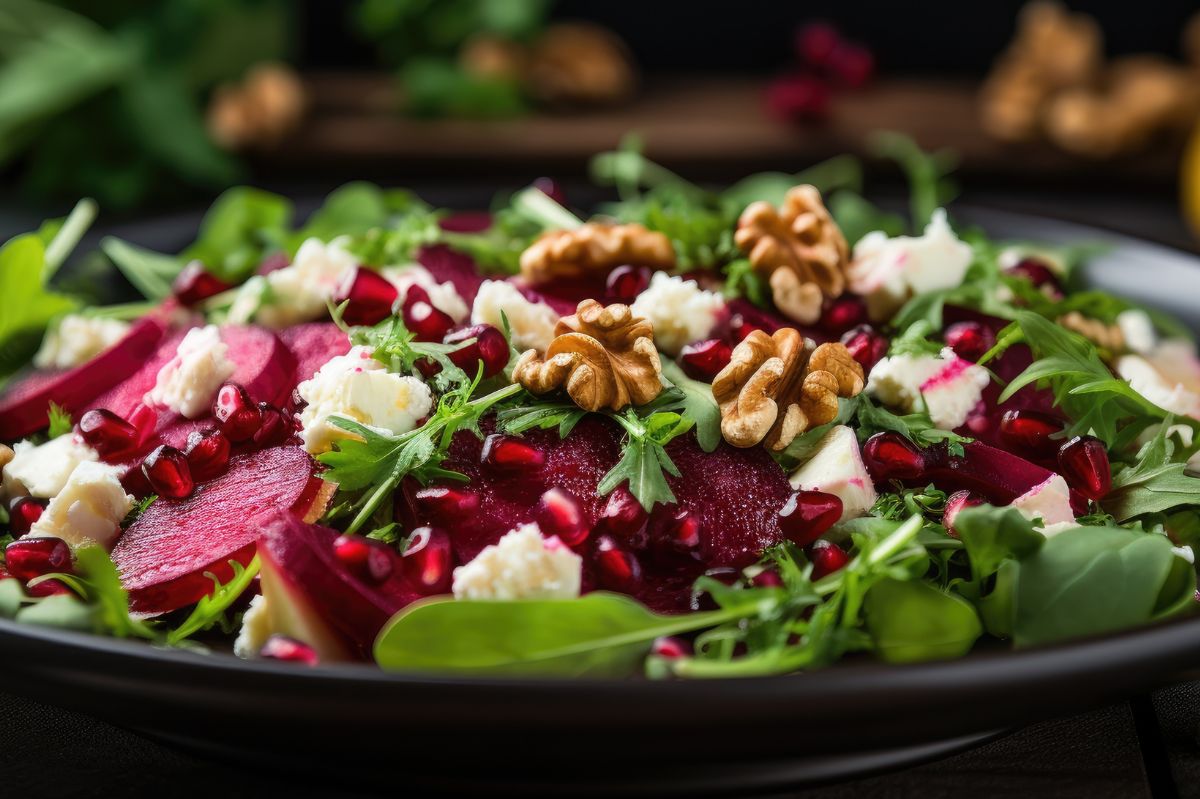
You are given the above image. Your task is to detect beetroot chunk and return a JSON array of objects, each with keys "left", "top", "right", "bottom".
[
  {"left": 417, "top": 244, "right": 486, "bottom": 307},
  {"left": 279, "top": 323, "right": 351, "bottom": 387}
]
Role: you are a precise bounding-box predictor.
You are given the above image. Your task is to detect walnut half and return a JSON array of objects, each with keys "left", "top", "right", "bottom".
[
  {"left": 519, "top": 222, "right": 675, "bottom": 285},
  {"left": 712, "top": 330, "right": 864, "bottom": 451},
  {"left": 512, "top": 299, "right": 663, "bottom": 412}
]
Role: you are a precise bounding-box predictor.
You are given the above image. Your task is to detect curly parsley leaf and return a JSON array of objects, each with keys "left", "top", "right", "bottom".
[
  {"left": 46, "top": 402, "right": 73, "bottom": 438},
  {"left": 337, "top": 307, "right": 471, "bottom": 392},
  {"left": 598, "top": 407, "right": 694, "bottom": 511},
  {"left": 1105, "top": 424, "right": 1200, "bottom": 522}
]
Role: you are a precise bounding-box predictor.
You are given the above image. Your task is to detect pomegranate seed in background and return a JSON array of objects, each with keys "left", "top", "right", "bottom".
[
  {"left": 480, "top": 434, "right": 545, "bottom": 470},
  {"left": 999, "top": 410, "right": 1065, "bottom": 458},
  {"left": 795, "top": 21, "right": 842, "bottom": 66},
  {"left": 840, "top": 325, "right": 889, "bottom": 372},
  {"left": 260, "top": 635, "right": 319, "bottom": 665},
  {"left": 827, "top": 42, "right": 875, "bottom": 88},
  {"left": 127, "top": 403, "right": 158, "bottom": 446},
  {"left": 445, "top": 324, "right": 509, "bottom": 378},
  {"left": 172, "top": 262, "right": 233, "bottom": 307},
  {"left": 532, "top": 177, "right": 567, "bottom": 206},
  {"left": 333, "top": 534, "right": 394, "bottom": 584},
  {"left": 401, "top": 527, "right": 454, "bottom": 595},
  {"left": 252, "top": 402, "right": 292, "bottom": 449},
  {"left": 664, "top": 509, "right": 702, "bottom": 554},
  {"left": 593, "top": 486, "right": 648, "bottom": 542},
  {"left": 5, "top": 537, "right": 72, "bottom": 582},
  {"left": 141, "top": 445, "right": 194, "bottom": 499},
  {"left": 942, "top": 490, "right": 984, "bottom": 537},
  {"left": 651, "top": 636, "right": 693, "bottom": 659},
  {"left": 333, "top": 267, "right": 399, "bottom": 327},
  {"left": 593, "top": 535, "right": 643, "bottom": 593},
  {"left": 184, "top": 428, "right": 232, "bottom": 483},
  {"left": 1006, "top": 258, "right": 1065, "bottom": 300},
  {"left": 777, "top": 490, "right": 843, "bottom": 547},
  {"left": 605, "top": 265, "right": 652, "bottom": 304},
  {"left": 401, "top": 285, "right": 455, "bottom": 342},
  {"left": 78, "top": 409, "right": 140, "bottom": 461},
  {"left": 808, "top": 539, "right": 851, "bottom": 580},
  {"left": 819, "top": 296, "right": 868, "bottom": 335},
  {"left": 535, "top": 488, "right": 589, "bottom": 547},
  {"left": 413, "top": 487, "right": 480, "bottom": 526},
  {"left": 679, "top": 339, "right": 733, "bottom": 382},
  {"left": 213, "top": 383, "right": 262, "bottom": 443},
  {"left": 862, "top": 432, "right": 926, "bottom": 481},
  {"left": 1057, "top": 436, "right": 1112, "bottom": 501},
  {"left": 765, "top": 74, "right": 831, "bottom": 123},
  {"left": 944, "top": 321, "right": 996, "bottom": 362},
  {"left": 752, "top": 568, "right": 784, "bottom": 588},
  {"left": 8, "top": 497, "right": 45, "bottom": 537}
]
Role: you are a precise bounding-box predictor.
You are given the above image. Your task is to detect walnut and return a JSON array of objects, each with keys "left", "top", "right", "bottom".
[
  {"left": 0, "top": 444, "right": 12, "bottom": 475},
  {"left": 526, "top": 23, "right": 635, "bottom": 106},
  {"left": 712, "top": 331, "right": 863, "bottom": 451},
  {"left": 519, "top": 222, "right": 675, "bottom": 285},
  {"left": 1058, "top": 311, "right": 1125, "bottom": 357},
  {"left": 459, "top": 34, "right": 527, "bottom": 82},
  {"left": 734, "top": 185, "right": 848, "bottom": 325},
  {"left": 208, "top": 63, "right": 306, "bottom": 151},
  {"left": 512, "top": 300, "right": 663, "bottom": 412}
]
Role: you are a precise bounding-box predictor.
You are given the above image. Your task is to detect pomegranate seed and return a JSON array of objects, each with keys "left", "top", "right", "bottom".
[
  {"left": 766, "top": 74, "right": 831, "bottom": 123},
  {"left": 413, "top": 486, "right": 480, "bottom": 525},
  {"left": 5, "top": 537, "right": 71, "bottom": 582},
  {"left": 401, "top": 286, "right": 455, "bottom": 342},
  {"left": 535, "top": 488, "right": 589, "bottom": 547},
  {"left": 532, "top": 176, "right": 567, "bottom": 206},
  {"left": 808, "top": 540, "right": 851, "bottom": 580},
  {"left": 729, "top": 313, "right": 762, "bottom": 342},
  {"left": 665, "top": 509, "right": 702, "bottom": 553},
  {"left": 752, "top": 568, "right": 784, "bottom": 588},
  {"left": 605, "top": 265, "right": 652, "bottom": 304},
  {"left": 593, "top": 535, "right": 642, "bottom": 593},
  {"left": 796, "top": 21, "right": 842, "bottom": 66},
  {"left": 827, "top": 42, "right": 875, "bottom": 88},
  {"left": 333, "top": 534, "right": 394, "bottom": 584},
  {"left": 78, "top": 409, "right": 140, "bottom": 460},
  {"left": 402, "top": 527, "right": 454, "bottom": 595},
  {"left": 184, "top": 428, "right": 231, "bottom": 483},
  {"left": 8, "top": 497, "right": 45, "bottom": 537},
  {"left": 141, "top": 445, "right": 194, "bottom": 498},
  {"left": 651, "top": 636, "right": 692, "bottom": 659},
  {"left": 27, "top": 578, "right": 73, "bottom": 597},
  {"left": 862, "top": 432, "right": 926, "bottom": 481},
  {"left": 252, "top": 402, "right": 292, "bottom": 448},
  {"left": 172, "top": 261, "right": 232, "bottom": 307},
  {"left": 944, "top": 321, "right": 996, "bottom": 362},
  {"left": 333, "top": 267, "right": 399, "bottom": 326},
  {"left": 777, "top": 490, "right": 843, "bottom": 547},
  {"left": 679, "top": 338, "right": 733, "bottom": 382},
  {"left": 819, "top": 296, "right": 867, "bottom": 335},
  {"left": 127, "top": 403, "right": 158, "bottom": 446},
  {"left": 999, "top": 410, "right": 1065, "bottom": 458},
  {"left": 942, "top": 490, "right": 984, "bottom": 537},
  {"left": 213, "top": 383, "right": 261, "bottom": 443},
  {"left": 1057, "top": 436, "right": 1112, "bottom": 501},
  {"left": 445, "top": 324, "right": 509, "bottom": 378},
  {"left": 594, "top": 486, "right": 648, "bottom": 541},
  {"left": 1006, "top": 258, "right": 1064, "bottom": 300},
  {"left": 840, "top": 325, "right": 889, "bottom": 372},
  {"left": 481, "top": 434, "right": 545, "bottom": 470},
  {"left": 260, "top": 635, "right": 319, "bottom": 665}
]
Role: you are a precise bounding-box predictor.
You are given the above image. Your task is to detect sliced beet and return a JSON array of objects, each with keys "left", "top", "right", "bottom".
[
  {"left": 0, "top": 316, "right": 167, "bottom": 440},
  {"left": 258, "top": 514, "right": 421, "bottom": 661},
  {"left": 279, "top": 323, "right": 351, "bottom": 386},
  {"left": 222, "top": 325, "right": 297, "bottom": 408},
  {"left": 417, "top": 244, "right": 485, "bottom": 307},
  {"left": 112, "top": 446, "right": 330, "bottom": 615},
  {"left": 87, "top": 326, "right": 194, "bottom": 421},
  {"left": 899, "top": 440, "right": 1056, "bottom": 506}
]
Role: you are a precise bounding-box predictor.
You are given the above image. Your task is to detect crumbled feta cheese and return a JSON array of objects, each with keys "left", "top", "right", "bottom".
[
  {"left": 1173, "top": 545, "right": 1195, "bottom": 565},
  {"left": 847, "top": 209, "right": 974, "bottom": 321},
  {"left": 295, "top": 345, "right": 433, "bottom": 455},
  {"left": 1011, "top": 474, "right": 1077, "bottom": 537},
  {"left": 1116, "top": 350, "right": 1200, "bottom": 419},
  {"left": 226, "top": 275, "right": 269, "bottom": 325},
  {"left": 1116, "top": 310, "right": 1157, "bottom": 356},
  {"left": 867, "top": 347, "right": 990, "bottom": 430},
  {"left": 28, "top": 461, "right": 133, "bottom": 548},
  {"left": 629, "top": 272, "right": 725, "bottom": 356},
  {"left": 144, "top": 325, "right": 236, "bottom": 419},
  {"left": 381, "top": 264, "right": 469, "bottom": 323},
  {"left": 233, "top": 594, "right": 272, "bottom": 659},
  {"left": 3, "top": 436, "right": 98, "bottom": 500},
  {"left": 471, "top": 280, "right": 559, "bottom": 352},
  {"left": 33, "top": 315, "right": 130, "bottom": 370},
  {"left": 452, "top": 523, "right": 582, "bottom": 601},
  {"left": 788, "top": 425, "right": 877, "bottom": 520},
  {"left": 235, "top": 238, "right": 359, "bottom": 328}
]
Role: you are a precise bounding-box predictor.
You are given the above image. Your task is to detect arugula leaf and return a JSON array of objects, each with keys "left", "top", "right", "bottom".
[
  {"left": 598, "top": 407, "right": 694, "bottom": 511},
  {"left": 0, "top": 233, "right": 77, "bottom": 380},
  {"left": 659, "top": 361, "right": 721, "bottom": 453},
  {"left": 166, "top": 556, "right": 260, "bottom": 645},
  {"left": 863, "top": 578, "right": 982, "bottom": 664},
  {"left": 1105, "top": 424, "right": 1200, "bottom": 522},
  {"left": 99, "top": 236, "right": 181, "bottom": 301},
  {"left": 340, "top": 309, "right": 470, "bottom": 392},
  {"left": 183, "top": 187, "right": 292, "bottom": 283},
  {"left": 827, "top": 191, "right": 907, "bottom": 246},
  {"left": 46, "top": 402, "right": 72, "bottom": 438},
  {"left": 340, "top": 203, "right": 444, "bottom": 268},
  {"left": 870, "top": 484, "right": 950, "bottom": 522},
  {"left": 869, "top": 131, "right": 958, "bottom": 231},
  {"left": 23, "top": 547, "right": 157, "bottom": 639},
  {"left": 851, "top": 394, "right": 973, "bottom": 455},
  {"left": 495, "top": 395, "right": 588, "bottom": 438},
  {"left": 297, "top": 183, "right": 430, "bottom": 245}
]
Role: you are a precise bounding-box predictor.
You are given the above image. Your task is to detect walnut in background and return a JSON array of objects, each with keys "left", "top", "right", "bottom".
[{"left": 208, "top": 63, "right": 306, "bottom": 151}]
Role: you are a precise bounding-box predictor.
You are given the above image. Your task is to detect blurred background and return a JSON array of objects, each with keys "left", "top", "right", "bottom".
[{"left": 4, "top": 0, "right": 1200, "bottom": 248}]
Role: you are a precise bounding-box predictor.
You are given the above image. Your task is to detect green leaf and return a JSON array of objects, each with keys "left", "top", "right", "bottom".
[
  {"left": 828, "top": 190, "right": 907, "bottom": 246},
  {"left": 495, "top": 396, "right": 588, "bottom": 438},
  {"left": 374, "top": 592, "right": 754, "bottom": 677},
  {"left": 0, "top": 579, "right": 25, "bottom": 618},
  {"left": 15, "top": 593, "right": 94, "bottom": 632},
  {"left": 954, "top": 505, "right": 1045, "bottom": 583},
  {"left": 869, "top": 131, "right": 958, "bottom": 231},
  {"left": 183, "top": 187, "right": 293, "bottom": 283},
  {"left": 1104, "top": 425, "right": 1200, "bottom": 522},
  {"left": 166, "top": 556, "right": 260, "bottom": 645},
  {"left": 660, "top": 361, "right": 720, "bottom": 453},
  {"left": 46, "top": 402, "right": 72, "bottom": 439},
  {"left": 599, "top": 408, "right": 694, "bottom": 511},
  {"left": 864, "top": 578, "right": 982, "bottom": 663},
  {"left": 0, "top": 234, "right": 77, "bottom": 380},
  {"left": 100, "top": 236, "right": 182, "bottom": 301},
  {"left": 71, "top": 546, "right": 158, "bottom": 640}
]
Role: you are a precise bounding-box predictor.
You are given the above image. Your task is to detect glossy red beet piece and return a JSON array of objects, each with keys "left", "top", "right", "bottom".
[
  {"left": 78, "top": 409, "right": 140, "bottom": 461},
  {"left": 252, "top": 402, "right": 292, "bottom": 448},
  {"left": 862, "top": 432, "right": 926, "bottom": 481},
  {"left": 401, "top": 527, "right": 454, "bottom": 596},
  {"left": 481, "top": 434, "right": 545, "bottom": 470},
  {"left": 819, "top": 296, "right": 868, "bottom": 335},
  {"left": 679, "top": 339, "right": 733, "bottom": 382},
  {"left": 944, "top": 321, "right": 996, "bottom": 363},
  {"left": 605, "top": 265, "right": 652, "bottom": 304},
  {"left": 651, "top": 636, "right": 692, "bottom": 659},
  {"left": 1006, "top": 258, "right": 1064, "bottom": 300},
  {"left": 5, "top": 537, "right": 71, "bottom": 582},
  {"left": 333, "top": 267, "right": 399, "bottom": 327},
  {"left": 184, "top": 428, "right": 232, "bottom": 483},
  {"left": 593, "top": 535, "right": 642, "bottom": 593},
  {"left": 257, "top": 251, "right": 290, "bottom": 275},
  {"left": 8, "top": 497, "right": 45, "bottom": 537},
  {"left": 808, "top": 540, "right": 851, "bottom": 580},
  {"left": 1057, "top": 436, "right": 1112, "bottom": 501},
  {"left": 401, "top": 286, "right": 455, "bottom": 342},
  {"left": 280, "top": 324, "right": 352, "bottom": 390},
  {"left": 333, "top": 534, "right": 395, "bottom": 585},
  {"left": 777, "top": 490, "right": 843, "bottom": 547},
  {"left": 173, "top": 262, "right": 233, "bottom": 307},
  {"left": 142, "top": 445, "right": 194, "bottom": 499},
  {"left": 260, "top": 635, "right": 320, "bottom": 666},
  {"left": 942, "top": 490, "right": 984, "bottom": 537},
  {"left": 999, "top": 409, "right": 1065, "bottom": 458},
  {"left": 444, "top": 324, "right": 509, "bottom": 378},
  {"left": 840, "top": 325, "right": 889, "bottom": 372},
  {"left": 213, "top": 383, "right": 262, "bottom": 443},
  {"left": 535, "top": 488, "right": 589, "bottom": 547}
]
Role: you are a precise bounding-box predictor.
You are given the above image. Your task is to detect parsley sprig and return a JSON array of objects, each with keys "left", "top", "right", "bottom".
[{"left": 598, "top": 404, "right": 694, "bottom": 511}]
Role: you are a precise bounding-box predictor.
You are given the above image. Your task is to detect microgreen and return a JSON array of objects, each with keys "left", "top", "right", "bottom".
[
  {"left": 166, "top": 557, "right": 261, "bottom": 645},
  {"left": 46, "top": 402, "right": 73, "bottom": 439},
  {"left": 495, "top": 395, "right": 588, "bottom": 438},
  {"left": 334, "top": 303, "right": 471, "bottom": 392}
]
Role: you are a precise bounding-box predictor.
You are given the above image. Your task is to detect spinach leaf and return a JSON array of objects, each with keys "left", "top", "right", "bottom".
[
  {"left": 100, "top": 236, "right": 181, "bottom": 301},
  {"left": 864, "top": 578, "right": 982, "bottom": 663},
  {"left": 182, "top": 187, "right": 292, "bottom": 283},
  {"left": 659, "top": 361, "right": 721, "bottom": 453},
  {"left": 954, "top": 505, "right": 1044, "bottom": 584},
  {"left": 1105, "top": 424, "right": 1200, "bottom": 522}
]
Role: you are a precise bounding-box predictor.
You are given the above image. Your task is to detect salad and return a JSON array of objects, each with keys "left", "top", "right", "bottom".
[{"left": 1, "top": 137, "right": 1198, "bottom": 678}]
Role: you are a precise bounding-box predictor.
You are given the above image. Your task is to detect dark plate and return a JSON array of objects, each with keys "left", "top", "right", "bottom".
[{"left": 0, "top": 206, "right": 1197, "bottom": 796}]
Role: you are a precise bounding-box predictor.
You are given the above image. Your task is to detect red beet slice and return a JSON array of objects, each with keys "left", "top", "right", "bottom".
[
  {"left": 898, "top": 440, "right": 1056, "bottom": 507},
  {"left": 438, "top": 212, "right": 492, "bottom": 234},
  {"left": 258, "top": 513, "right": 421, "bottom": 661},
  {"left": 417, "top": 244, "right": 485, "bottom": 307},
  {"left": 0, "top": 316, "right": 167, "bottom": 440},
  {"left": 279, "top": 323, "right": 352, "bottom": 387},
  {"left": 112, "top": 446, "right": 331, "bottom": 615}
]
